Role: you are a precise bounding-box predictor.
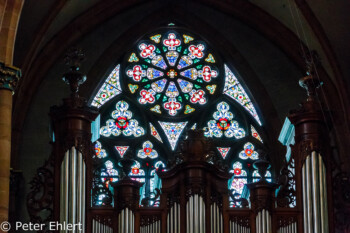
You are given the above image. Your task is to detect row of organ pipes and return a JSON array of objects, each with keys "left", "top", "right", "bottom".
[
  {"left": 277, "top": 222, "right": 297, "bottom": 233},
  {"left": 141, "top": 220, "right": 161, "bottom": 233},
  {"left": 92, "top": 219, "right": 113, "bottom": 233},
  {"left": 210, "top": 202, "right": 223, "bottom": 233},
  {"left": 256, "top": 209, "right": 271, "bottom": 233},
  {"left": 59, "top": 147, "right": 86, "bottom": 233},
  {"left": 186, "top": 195, "right": 206, "bottom": 233},
  {"left": 52, "top": 64, "right": 331, "bottom": 233},
  {"left": 56, "top": 127, "right": 331, "bottom": 233},
  {"left": 168, "top": 202, "right": 180, "bottom": 233},
  {"left": 302, "top": 152, "right": 328, "bottom": 233}
]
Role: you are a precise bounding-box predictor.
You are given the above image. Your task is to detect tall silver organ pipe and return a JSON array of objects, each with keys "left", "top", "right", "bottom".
[
  {"left": 167, "top": 202, "right": 180, "bottom": 233},
  {"left": 186, "top": 195, "right": 205, "bottom": 233},
  {"left": 60, "top": 147, "right": 86, "bottom": 232},
  {"left": 210, "top": 203, "right": 223, "bottom": 233},
  {"left": 302, "top": 152, "right": 329, "bottom": 233},
  {"left": 141, "top": 220, "right": 161, "bottom": 233},
  {"left": 255, "top": 209, "right": 271, "bottom": 233},
  {"left": 118, "top": 208, "right": 134, "bottom": 233},
  {"left": 92, "top": 219, "right": 113, "bottom": 233}
]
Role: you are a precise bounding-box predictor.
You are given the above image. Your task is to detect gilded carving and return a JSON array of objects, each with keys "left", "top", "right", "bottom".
[{"left": 0, "top": 62, "right": 21, "bottom": 93}]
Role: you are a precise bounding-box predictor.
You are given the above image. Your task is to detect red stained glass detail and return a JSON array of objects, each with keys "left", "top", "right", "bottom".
[
  {"left": 127, "top": 65, "right": 144, "bottom": 81},
  {"left": 95, "top": 148, "right": 101, "bottom": 155},
  {"left": 189, "top": 44, "right": 205, "bottom": 58},
  {"left": 144, "top": 147, "right": 152, "bottom": 155},
  {"left": 163, "top": 33, "right": 181, "bottom": 50},
  {"left": 164, "top": 99, "right": 181, "bottom": 116},
  {"left": 116, "top": 116, "right": 129, "bottom": 129},
  {"left": 140, "top": 90, "right": 155, "bottom": 104},
  {"left": 140, "top": 44, "right": 155, "bottom": 58},
  {"left": 217, "top": 118, "right": 230, "bottom": 130},
  {"left": 201, "top": 66, "right": 217, "bottom": 82},
  {"left": 190, "top": 90, "right": 206, "bottom": 104},
  {"left": 234, "top": 168, "right": 242, "bottom": 175},
  {"left": 245, "top": 149, "right": 253, "bottom": 157},
  {"left": 132, "top": 167, "right": 139, "bottom": 174}
]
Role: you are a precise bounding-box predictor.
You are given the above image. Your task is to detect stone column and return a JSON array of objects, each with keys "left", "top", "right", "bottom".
[{"left": 0, "top": 62, "right": 20, "bottom": 223}]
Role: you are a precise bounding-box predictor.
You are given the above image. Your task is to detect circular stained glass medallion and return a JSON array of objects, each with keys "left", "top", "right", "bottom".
[{"left": 123, "top": 31, "right": 219, "bottom": 117}]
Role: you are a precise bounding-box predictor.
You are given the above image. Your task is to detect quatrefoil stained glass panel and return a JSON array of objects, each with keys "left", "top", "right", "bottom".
[{"left": 124, "top": 31, "right": 219, "bottom": 117}]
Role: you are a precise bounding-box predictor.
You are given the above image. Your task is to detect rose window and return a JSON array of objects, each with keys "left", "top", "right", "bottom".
[{"left": 123, "top": 31, "right": 219, "bottom": 117}]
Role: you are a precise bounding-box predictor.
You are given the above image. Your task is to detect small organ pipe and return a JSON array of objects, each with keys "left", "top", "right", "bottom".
[
  {"left": 262, "top": 210, "right": 266, "bottom": 233},
  {"left": 210, "top": 205, "right": 215, "bottom": 233},
  {"left": 199, "top": 197, "right": 202, "bottom": 233},
  {"left": 268, "top": 210, "right": 271, "bottom": 233},
  {"left": 204, "top": 199, "right": 207, "bottom": 233},
  {"left": 82, "top": 156, "right": 86, "bottom": 233},
  {"left": 319, "top": 153, "right": 325, "bottom": 233},
  {"left": 306, "top": 156, "right": 313, "bottom": 233},
  {"left": 311, "top": 152, "right": 320, "bottom": 233},
  {"left": 302, "top": 164, "right": 307, "bottom": 233},
  {"left": 77, "top": 151, "right": 82, "bottom": 232}
]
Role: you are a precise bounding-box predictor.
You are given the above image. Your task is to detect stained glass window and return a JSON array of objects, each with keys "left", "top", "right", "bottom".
[
  {"left": 91, "top": 65, "right": 122, "bottom": 108},
  {"left": 94, "top": 141, "right": 107, "bottom": 159},
  {"left": 252, "top": 170, "right": 272, "bottom": 182},
  {"left": 159, "top": 121, "right": 187, "bottom": 150},
  {"left": 224, "top": 65, "right": 261, "bottom": 125},
  {"left": 137, "top": 141, "right": 159, "bottom": 159},
  {"left": 115, "top": 146, "right": 129, "bottom": 158},
  {"left": 99, "top": 159, "right": 119, "bottom": 200},
  {"left": 100, "top": 100, "right": 145, "bottom": 137},
  {"left": 229, "top": 162, "right": 248, "bottom": 207},
  {"left": 217, "top": 147, "right": 230, "bottom": 159},
  {"left": 239, "top": 142, "right": 259, "bottom": 160},
  {"left": 124, "top": 31, "right": 220, "bottom": 117},
  {"left": 90, "top": 28, "right": 268, "bottom": 208},
  {"left": 251, "top": 125, "right": 263, "bottom": 143},
  {"left": 204, "top": 102, "right": 245, "bottom": 139}
]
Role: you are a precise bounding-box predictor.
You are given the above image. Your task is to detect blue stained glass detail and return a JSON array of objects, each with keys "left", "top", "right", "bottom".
[
  {"left": 152, "top": 55, "right": 167, "bottom": 70},
  {"left": 177, "top": 79, "right": 193, "bottom": 93},
  {"left": 166, "top": 51, "right": 179, "bottom": 66},
  {"left": 180, "top": 68, "right": 198, "bottom": 80},
  {"left": 177, "top": 56, "right": 193, "bottom": 70},
  {"left": 165, "top": 82, "right": 179, "bottom": 97},
  {"left": 151, "top": 79, "right": 167, "bottom": 93},
  {"left": 147, "top": 68, "right": 164, "bottom": 79}
]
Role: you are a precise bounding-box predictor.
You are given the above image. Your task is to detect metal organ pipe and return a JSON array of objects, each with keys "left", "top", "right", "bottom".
[
  {"left": 301, "top": 152, "right": 329, "bottom": 233},
  {"left": 306, "top": 155, "right": 313, "bottom": 233},
  {"left": 167, "top": 202, "right": 180, "bottom": 233},
  {"left": 229, "top": 220, "right": 251, "bottom": 233},
  {"left": 254, "top": 209, "right": 271, "bottom": 233},
  {"left": 118, "top": 208, "right": 134, "bottom": 233},
  {"left": 60, "top": 148, "right": 86, "bottom": 233},
  {"left": 277, "top": 221, "right": 297, "bottom": 233},
  {"left": 311, "top": 152, "right": 320, "bottom": 233},
  {"left": 91, "top": 219, "right": 113, "bottom": 233},
  {"left": 186, "top": 195, "right": 205, "bottom": 233}
]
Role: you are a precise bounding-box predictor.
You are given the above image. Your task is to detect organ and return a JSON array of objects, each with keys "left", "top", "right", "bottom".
[{"left": 26, "top": 49, "right": 333, "bottom": 233}]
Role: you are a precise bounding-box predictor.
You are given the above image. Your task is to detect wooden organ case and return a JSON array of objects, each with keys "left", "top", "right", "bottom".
[{"left": 88, "top": 130, "right": 281, "bottom": 233}]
